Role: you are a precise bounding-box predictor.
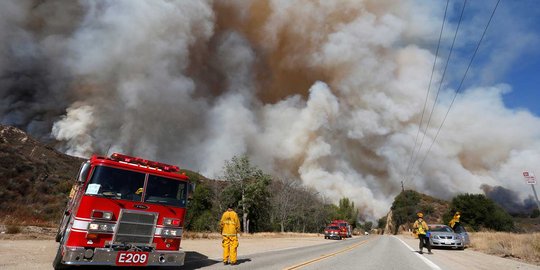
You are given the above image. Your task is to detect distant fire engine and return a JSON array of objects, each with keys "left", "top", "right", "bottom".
[
  {"left": 53, "top": 153, "right": 192, "bottom": 269},
  {"left": 330, "top": 220, "right": 352, "bottom": 238}
]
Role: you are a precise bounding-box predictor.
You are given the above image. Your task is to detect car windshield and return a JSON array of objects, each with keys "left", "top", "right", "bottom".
[
  {"left": 84, "top": 165, "right": 187, "bottom": 207},
  {"left": 327, "top": 226, "right": 339, "bottom": 230},
  {"left": 453, "top": 224, "right": 467, "bottom": 233},
  {"left": 430, "top": 225, "right": 453, "bottom": 233}
]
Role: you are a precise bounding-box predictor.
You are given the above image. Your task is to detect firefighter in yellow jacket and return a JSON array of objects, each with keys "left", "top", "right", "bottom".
[
  {"left": 220, "top": 205, "right": 240, "bottom": 265},
  {"left": 449, "top": 211, "right": 461, "bottom": 230},
  {"left": 413, "top": 212, "right": 432, "bottom": 254}
]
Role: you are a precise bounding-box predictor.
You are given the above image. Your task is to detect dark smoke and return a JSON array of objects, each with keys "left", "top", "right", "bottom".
[
  {"left": 481, "top": 184, "right": 538, "bottom": 215},
  {"left": 0, "top": 0, "right": 82, "bottom": 140}
]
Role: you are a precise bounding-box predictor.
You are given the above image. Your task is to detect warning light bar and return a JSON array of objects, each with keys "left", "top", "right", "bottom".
[{"left": 110, "top": 153, "right": 180, "bottom": 172}]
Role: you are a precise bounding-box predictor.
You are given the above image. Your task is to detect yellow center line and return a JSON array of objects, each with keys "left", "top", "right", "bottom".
[{"left": 282, "top": 236, "right": 375, "bottom": 270}]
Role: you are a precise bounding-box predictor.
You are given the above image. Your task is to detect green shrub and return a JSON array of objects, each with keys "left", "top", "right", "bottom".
[
  {"left": 391, "top": 190, "right": 421, "bottom": 233},
  {"left": 531, "top": 209, "right": 540, "bottom": 218},
  {"left": 447, "top": 193, "right": 514, "bottom": 232},
  {"left": 190, "top": 210, "right": 218, "bottom": 231}
]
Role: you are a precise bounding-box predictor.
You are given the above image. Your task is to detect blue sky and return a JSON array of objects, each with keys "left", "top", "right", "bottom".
[
  {"left": 494, "top": 0, "right": 540, "bottom": 115},
  {"left": 450, "top": 0, "right": 540, "bottom": 115},
  {"left": 503, "top": 51, "right": 540, "bottom": 115}
]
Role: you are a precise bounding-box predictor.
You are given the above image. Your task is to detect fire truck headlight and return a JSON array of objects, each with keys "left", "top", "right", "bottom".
[
  {"left": 160, "top": 228, "right": 182, "bottom": 237},
  {"left": 88, "top": 222, "right": 115, "bottom": 232},
  {"left": 163, "top": 218, "right": 181, "bottom": 227},
  {"left": 102, "top": 212, "right": 113, "bottom": 220},
  {"left": 91, "top": 210, "right": 113, "bottom": 220}
]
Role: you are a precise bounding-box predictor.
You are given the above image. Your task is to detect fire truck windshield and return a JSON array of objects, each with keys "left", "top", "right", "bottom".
[
  {"left": 84, "top": 166, "right": 187, "bottom": 207},
  {"left": 145, "top": 174, "right": 187, "bottom": 207}
]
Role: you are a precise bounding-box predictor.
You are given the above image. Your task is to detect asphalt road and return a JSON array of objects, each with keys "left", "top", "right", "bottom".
[
  {"left": 184, "top": 235, "right": 435, "bottom": 270},
  {"left": 184, "top": 235, "right": 540, "bottom": 270},
  {"left": 1, "top": 235, "right": 539, "bottom": 270}
]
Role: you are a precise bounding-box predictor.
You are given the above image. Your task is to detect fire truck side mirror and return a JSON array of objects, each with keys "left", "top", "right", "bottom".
[
  {"left": 187, "top": 183, "right": 196, "bottom": 200},
  {"left": 77, "top": 161, "right": 91, "bottom": 183}
]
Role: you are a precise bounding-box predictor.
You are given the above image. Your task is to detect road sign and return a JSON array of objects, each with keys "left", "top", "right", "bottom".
[{"left": 523, "top": 171, "right": 537, "bottom": 185}]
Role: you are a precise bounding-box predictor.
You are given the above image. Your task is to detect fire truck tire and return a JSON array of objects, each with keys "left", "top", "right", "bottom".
[
  {"left": 52, "top": 244, "right": 70, "bottom": 270},
  {"left": 54, "top": 229, "right": 62, "bottom": 242}
]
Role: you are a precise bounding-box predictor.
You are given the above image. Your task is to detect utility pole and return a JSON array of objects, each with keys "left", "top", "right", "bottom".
[
  {"left": 523, "top": 171, "right": 540, "bottom": 211},
  {"left": 531, "top": 185, "right": 540, "bottom": 211},
  {"left": 401, "top": 180, "right": 404, "bottom": 192}
]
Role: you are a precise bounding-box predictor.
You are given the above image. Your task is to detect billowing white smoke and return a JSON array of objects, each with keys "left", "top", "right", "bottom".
[{"left": 1, "top": 0, "right": 539, "bottom": 219}]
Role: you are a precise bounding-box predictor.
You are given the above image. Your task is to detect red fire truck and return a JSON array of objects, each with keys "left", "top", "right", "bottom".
[
  {"left": 53, "top": 153, "right": 192, "bottom": 269},
  {"left": 331, "top": 220, "right": 352, "bottom": 238}
]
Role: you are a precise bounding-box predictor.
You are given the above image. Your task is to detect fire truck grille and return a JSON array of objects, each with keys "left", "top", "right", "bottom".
[{"left": 113, "top": 210, "right": 157, "bottom": 245}]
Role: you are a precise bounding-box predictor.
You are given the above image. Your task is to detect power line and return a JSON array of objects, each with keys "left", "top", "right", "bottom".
[
  {"left": 415, "top": 0, "right": 501, "bottom": 175},
  {"left": 405, "top": 0, "right": 450, "bottom": 182},
  {"left": 405, "top": 0, "right": 467, "bottom": 185}
]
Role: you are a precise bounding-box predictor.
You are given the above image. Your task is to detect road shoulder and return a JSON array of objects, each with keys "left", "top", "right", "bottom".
[{"left": 394, "top": 234, "right": 540, "bottom": 270}]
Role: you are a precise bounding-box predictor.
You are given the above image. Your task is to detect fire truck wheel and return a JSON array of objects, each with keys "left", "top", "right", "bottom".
[
  {"left": 54, "top": 226, "right": 64, "bottom": 242},
  {"left": 52, "top": 244, "right": 70, "bottom": 270}
]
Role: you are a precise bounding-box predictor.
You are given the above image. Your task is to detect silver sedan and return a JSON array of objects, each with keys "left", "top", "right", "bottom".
[{"left": 428, "top": 224, "right": 469, "bottom": 250}]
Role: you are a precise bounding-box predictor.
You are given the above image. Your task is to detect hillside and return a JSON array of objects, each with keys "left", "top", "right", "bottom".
[
  {"left": 0, "top": 124, "right": 211, "bottom": 227},
  {"left": 1, "top": 124, "right": 537, "bottom": 233},
  {"left": 384, "top": 190, "right": 450, "bottom": 234},
  {"left": 0, "top": 125, "right": 83, "bottom": 226}
]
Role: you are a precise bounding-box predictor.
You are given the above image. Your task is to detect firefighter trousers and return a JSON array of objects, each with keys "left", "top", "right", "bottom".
[
  {"left": 222, "top": 235, "right": 239, "bottom": 263},
  {"left": 418, "top": 234, "right": 431, "bottom": 253}
]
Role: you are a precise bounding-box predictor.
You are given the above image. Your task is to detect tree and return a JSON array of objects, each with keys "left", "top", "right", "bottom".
[
  {"left": 391, "top": 190, "right": 421, "bottom": 234},
  {"left": 335, "top": 197, "right": 358, "bottom": 228},
  {"left": 292, "top": 186, "right": 325, "bottom": 232},
  {"left": 270, "top": 178, "right": 300, "bottom": 232},
  {"left": 362, "top": 221, "right": 373, "bottom": 232},
  {"left": 181, "top": 171, "right": 219, "bottom": 232},
  {"left": 531, "top": 208, "right": 540, "bottom": 218},
  {"left": 377, "top": 216, "right": 386, "bottom": 229},
  {"left": 222, "top": 155, "right": 271, "bottom": 233},
  {"left": 446, "top": 193, "right": 514, "bottom": 232},
  {"left": 184, "top": 180, "right": 215, "bottom": 231}
]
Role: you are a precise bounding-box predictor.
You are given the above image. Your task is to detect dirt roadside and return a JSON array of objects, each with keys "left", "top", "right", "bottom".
[
  {"left": 0, "top": 234, "right": 330, "bottom": 270},
  {"left": 395, "top": 234, "right": 540, "bottom": 270}
]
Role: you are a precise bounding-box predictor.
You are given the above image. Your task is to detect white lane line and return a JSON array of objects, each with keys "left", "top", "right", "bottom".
[{"left": 393, "top": 236, "right": 442, "bottom": 270}]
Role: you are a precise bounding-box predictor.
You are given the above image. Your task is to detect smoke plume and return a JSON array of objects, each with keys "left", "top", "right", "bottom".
[
  {"left": 481, "top": 184, "right": 538, "bottom": 216},
  {"left": 1, "top": 0, "right": 539, "bottom": 219}
]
